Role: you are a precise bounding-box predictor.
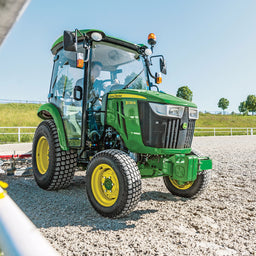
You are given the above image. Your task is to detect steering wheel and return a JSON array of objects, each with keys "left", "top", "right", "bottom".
[{"left": 101, "top": 79, "right": 112, "bottom": 83}]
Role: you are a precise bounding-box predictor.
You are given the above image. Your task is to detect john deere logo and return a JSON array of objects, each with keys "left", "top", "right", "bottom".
[{"left": 182, "top": 122, "right": 188, "bottom": 129}]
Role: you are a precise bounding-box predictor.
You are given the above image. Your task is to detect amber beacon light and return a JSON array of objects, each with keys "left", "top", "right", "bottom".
[{"left": 148, "top": 33, "right": 157, "bottom": 46}]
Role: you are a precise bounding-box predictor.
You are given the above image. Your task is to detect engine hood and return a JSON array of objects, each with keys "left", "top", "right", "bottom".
[{"left": 108, "top": 89, "right": 197, "bottom": 108}]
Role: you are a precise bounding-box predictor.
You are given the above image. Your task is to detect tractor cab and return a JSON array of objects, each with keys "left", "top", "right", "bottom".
[{"left": 48, "top": 29, "right": 165, "bottom": 149}]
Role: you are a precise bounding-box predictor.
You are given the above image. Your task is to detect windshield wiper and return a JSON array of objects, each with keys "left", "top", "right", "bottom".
[{"left": 123, "top": 69, "right": 144, "bottom": 89}]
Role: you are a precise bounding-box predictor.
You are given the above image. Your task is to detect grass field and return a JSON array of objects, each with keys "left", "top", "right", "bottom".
[
  {"left": 0, "top": 104, "right": 41, "bottom": 143},
  {"left": 0, "top": 103, "right": 41, "bottom": 127},
  {"left": 0, "top": 104, "right": 256, "bottom": 143},
  {"left": 197, "top": 113, "right": 256, "bottom": 127},
  {"left": 195, "top": 113, "right": 256, "bottom": 136}
]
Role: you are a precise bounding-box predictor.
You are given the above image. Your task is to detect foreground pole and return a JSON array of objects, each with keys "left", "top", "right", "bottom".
[{"left": 0, "top": 185, "right": 59, "bottom": 256}]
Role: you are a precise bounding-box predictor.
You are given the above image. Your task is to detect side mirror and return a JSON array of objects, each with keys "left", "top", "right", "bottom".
[
  {"left": 63, "top": 30, "right": 77, "bottom": 52},
  {"left": 160, "top": 58, "right": 167, "bottom": 75}
]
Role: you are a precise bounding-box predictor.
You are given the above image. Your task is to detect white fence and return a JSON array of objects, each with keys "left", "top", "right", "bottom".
[
  {"left": 0, "top": 127, "right": 255, "bottom": 143},
  {"left": 0, "top": 127, "right": 37, "bottom": 142},
  {"left": 195, "top": 127, "right": 255, "bottom": 136}
]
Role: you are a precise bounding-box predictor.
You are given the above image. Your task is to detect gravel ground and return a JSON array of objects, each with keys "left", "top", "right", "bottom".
[
  {"left": 0, "top": 143, "right": 32, "bottom": 155},
  {"left": 1, "top": 136, "right": 256, "bottom": 256}
]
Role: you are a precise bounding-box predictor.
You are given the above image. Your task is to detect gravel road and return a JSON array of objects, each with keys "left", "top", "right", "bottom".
[
  {"left": 1, "top": 136, "right": 256, "bottom": 256},
  {"left": 0, "top": 143, "right": 32, "bottom": 155}
]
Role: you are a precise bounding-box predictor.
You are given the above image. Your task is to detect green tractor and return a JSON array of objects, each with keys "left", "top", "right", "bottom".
[{"left": 32, "top": 29, "right": 212, "bottom": 218}]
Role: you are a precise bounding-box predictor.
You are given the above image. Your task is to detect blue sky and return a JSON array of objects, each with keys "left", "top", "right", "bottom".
[{"left": 0, "top": 0, "right": 256, "bottom": 112}]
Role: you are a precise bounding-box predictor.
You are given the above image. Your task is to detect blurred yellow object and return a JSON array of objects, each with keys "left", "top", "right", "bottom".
[
  {"left": 0, "top": 181, "right": 8, "bottom": 199},
  {"left": 0, "top": 181, "right": 8, "bottom": 189}
]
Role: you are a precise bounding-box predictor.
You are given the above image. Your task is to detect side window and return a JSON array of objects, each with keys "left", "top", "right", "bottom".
[
  {"left": 49, "top": 50, "right": 68, "bottom": 107},
  {"left": 50, "top": 50, "right": 84, "bottom": 107},
  {"left": 49, "top": 48, "right": 85, "bottom": 147}
]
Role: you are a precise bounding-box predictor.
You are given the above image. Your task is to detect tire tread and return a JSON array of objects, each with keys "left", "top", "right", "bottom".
[
  {"left": 33, "top": 120, "right": 77, "bottom": 190},
  {"left": 87, "top": 149, "right": 141, "bottom": 218}
]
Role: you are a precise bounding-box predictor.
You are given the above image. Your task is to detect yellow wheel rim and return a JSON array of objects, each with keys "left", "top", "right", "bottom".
[
  {"left": 91, "top": 164, "right": 119, "bottom": 207},
  {"left": 36, "top": 136, "right": 49, "bottom": 175},
  {"left": 169, "top": 178, "right": 194, "bottom": 190}
]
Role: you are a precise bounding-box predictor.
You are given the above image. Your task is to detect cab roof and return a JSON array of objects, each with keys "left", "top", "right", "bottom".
[{"left": 51, "top": 29, "right": 144, "bottom": 55}]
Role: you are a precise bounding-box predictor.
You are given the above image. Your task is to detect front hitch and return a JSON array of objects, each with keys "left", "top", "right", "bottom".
[{"left": 138, "top": 154, "right": 212, "bottom": 180}]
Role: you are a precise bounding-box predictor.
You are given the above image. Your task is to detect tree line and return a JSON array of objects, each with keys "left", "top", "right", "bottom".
[
  {"left": 175, "top": 86, "right": 256, "bottom": 115},
  {"left": 238, "top": 95, "right": 256, "bottom": 115}
]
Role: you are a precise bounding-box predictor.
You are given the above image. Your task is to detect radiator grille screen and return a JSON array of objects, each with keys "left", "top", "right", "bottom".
[{"left": 138, "top": 102, "right": 195, "bottom": 149}]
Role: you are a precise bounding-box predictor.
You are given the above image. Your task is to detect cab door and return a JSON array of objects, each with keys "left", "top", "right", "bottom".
[{"left": 49, "top": 49, "right": 84, "bottom": 147}]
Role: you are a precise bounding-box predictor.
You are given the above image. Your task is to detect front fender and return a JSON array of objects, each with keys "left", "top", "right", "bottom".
[{"left": 37, "top": 103, "right": 68, "bottom": 151}]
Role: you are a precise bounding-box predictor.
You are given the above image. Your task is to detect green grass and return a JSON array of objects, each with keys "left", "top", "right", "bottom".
[
  {"left": 196, "top": 113, "right": 256, "bottom": 127},
  {"left": 2, "top": 104, "right": 255, "bottom": 129},
  {"left": 0, "top": 103, "right": 41, "bottom": 126},
  {"left": 195, "top": 113, "right": 256, "bottom": 136},
  {"left": 0, "top": 104, "right": 42, "bottom": 143},
  {"left": 0, "top": 104, "right": 256, "bottom": 143}
]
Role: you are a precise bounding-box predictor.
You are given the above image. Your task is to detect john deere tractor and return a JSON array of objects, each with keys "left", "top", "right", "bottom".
[{"left": 32, "top": 29, "right": 212, "bottom": 218}]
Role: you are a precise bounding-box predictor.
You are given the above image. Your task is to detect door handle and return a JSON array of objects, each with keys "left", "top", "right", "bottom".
[{"left": 74, "top": 86, "right": 83, "bottom": 101}]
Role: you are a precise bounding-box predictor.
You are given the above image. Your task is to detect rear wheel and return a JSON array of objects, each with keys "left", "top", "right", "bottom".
[
  {"left": 32, "top": 120, "right": 77, "bottom": 190},
  {"left": 86, "top": 149, "right": 141, "bottom": 218},
  {"left": 163, "top": 170, "right": 211, "bottom": 198}
]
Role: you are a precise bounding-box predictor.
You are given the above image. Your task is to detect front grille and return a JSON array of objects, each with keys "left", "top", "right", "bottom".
[
  {"left": 138, "top": 102, "right": 195, "bottom": 149},
  {"left": 184, "top": 120, "right": 196, "bottom": 148},
  {"left": 164, "top": 119, "right": 180, "bottom": 148}
]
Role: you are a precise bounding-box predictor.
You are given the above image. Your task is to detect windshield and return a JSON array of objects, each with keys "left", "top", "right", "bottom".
[{"left": 90, "top": 41, "right": 148, "bottom": 92}]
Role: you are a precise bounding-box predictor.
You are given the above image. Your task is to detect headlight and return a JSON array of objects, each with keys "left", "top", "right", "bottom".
[
  {"left": 189, "top": 107, "right": 199, "bottom": 119},
  {"left": 149, "top": 103, "right": 184, "bottom": 118}
]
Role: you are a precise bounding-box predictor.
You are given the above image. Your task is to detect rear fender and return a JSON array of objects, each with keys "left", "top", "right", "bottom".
[{"left": 37, "top": 103, "right": 68, "bottom": 151}]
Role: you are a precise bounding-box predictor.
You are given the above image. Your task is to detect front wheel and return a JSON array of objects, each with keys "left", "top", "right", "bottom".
[
  {"left": 86, "top": 149, "right": 141, "bottom": 218},
  {"left": 163, "top": 170, "right": 211, "bottom": 198}
]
